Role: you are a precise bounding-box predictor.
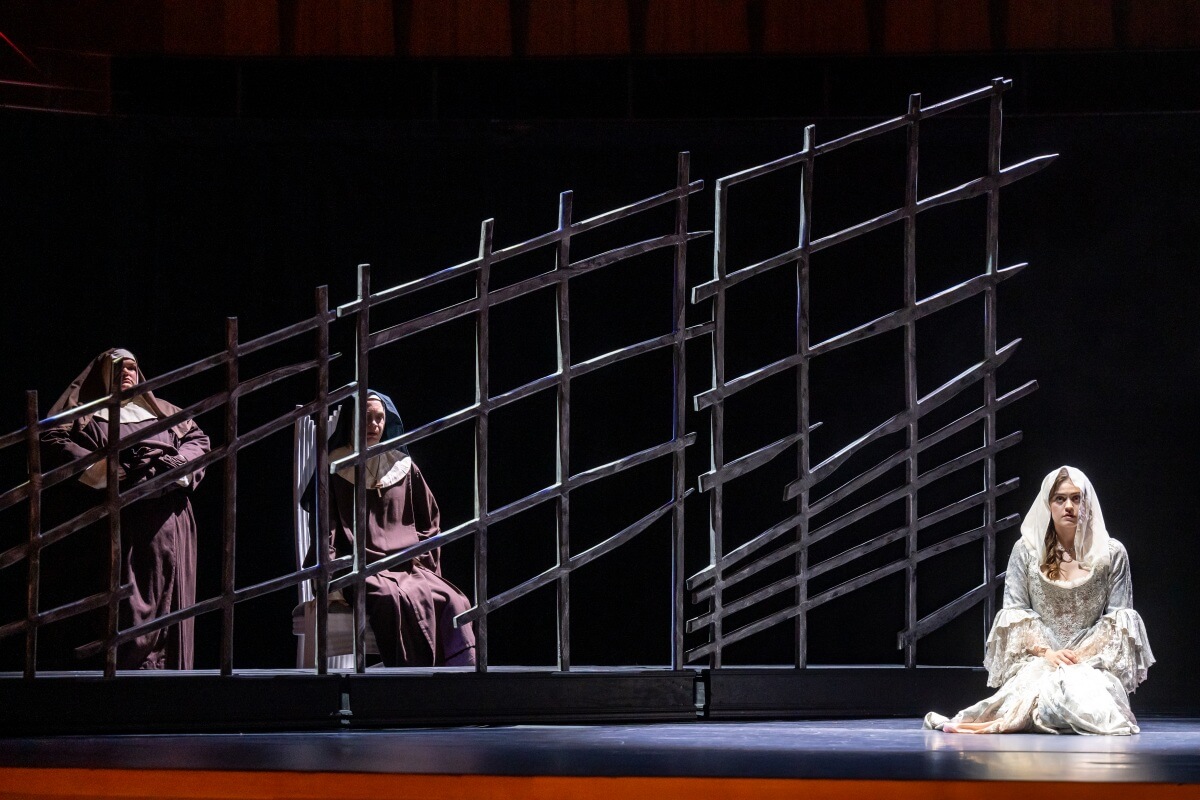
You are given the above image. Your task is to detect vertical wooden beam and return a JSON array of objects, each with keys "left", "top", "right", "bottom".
[
  {"left": 794, "top": 125, "right": 815, "bottom": 669},
  {"left": 555, "top": 191, "right": 573, "bottom": 672},
  {"left": 707, "top": 177, "right": 729, "bottom": 669},
  {"left": 670, "top": 152, "right": 690, "bottom": 670},
  {"left": 902, "top": 92, "right": 921, "bottom": 669},
  {"left": 104, "top": 356, "right": 123, "bottom": 677},
  {"left": 353, "top": 264, "right": 372, "bottom": 674},
  {"left": 24, "top": 391, "right": 41, "bottom": 679},
  {"left": 982, "top": 79, "right": 1006, "bottom": 632},
  {"left": 314, "top": 286, "right": 332, "bottom": 673},
  {"left": 474, "top": 219, "right": 494, "bottom": 672},
  {"left": 220, "top": 317, "right": 239, "bottom": 675}
]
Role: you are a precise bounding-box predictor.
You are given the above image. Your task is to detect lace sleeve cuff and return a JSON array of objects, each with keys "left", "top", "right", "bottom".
[
  {"left": 983, "top": 609, "right": 1053, "bottom": 687},
  {"left": 1076, "top": 608, "right": 1156, "bottom": 693}
]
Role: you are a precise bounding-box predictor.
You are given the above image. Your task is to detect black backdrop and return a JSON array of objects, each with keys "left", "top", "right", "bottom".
[{"left": 0, "top": 62, "right": 1196, "bottom": 715}]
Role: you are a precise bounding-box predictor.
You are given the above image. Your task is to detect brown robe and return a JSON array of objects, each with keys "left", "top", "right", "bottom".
[
  {"left": 40, "top": 350, "right": 209, "bottom": 670},
  {"left": 326, "top": 461, "right": 476, "bottom": 667}
]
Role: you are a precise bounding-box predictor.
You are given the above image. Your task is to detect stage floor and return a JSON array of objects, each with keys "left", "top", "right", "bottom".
[{"left": 2, "top": 716, "right": 1200, "bottom": 799}]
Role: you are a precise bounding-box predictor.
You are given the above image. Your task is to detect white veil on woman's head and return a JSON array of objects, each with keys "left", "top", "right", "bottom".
[{"left": 1019, "top": 465, "right": 1112, "bottom": 569}]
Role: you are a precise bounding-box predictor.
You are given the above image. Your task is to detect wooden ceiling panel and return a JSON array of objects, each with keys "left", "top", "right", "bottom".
[
  {"left": 409, "top": 0, "right": 512, "bottom": 57},
  {"left": 526, "top": 0, "right": 630, "bottom": 56},
  {"left": 762, "top": 0, "right": 871, "bottom": 55},
  {"left": 642, "top": 0, "right": 751, "bottom": 55}
]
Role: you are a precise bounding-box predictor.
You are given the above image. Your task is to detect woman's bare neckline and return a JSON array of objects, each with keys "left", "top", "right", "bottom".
[{"left": 1039, "top": 561, "right": 1095, "bottom": 588}]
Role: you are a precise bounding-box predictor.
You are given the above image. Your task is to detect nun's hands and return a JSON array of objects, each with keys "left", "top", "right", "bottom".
[
  {"left": 123, "top": 442, "right": 177, "bottom": 465},
  {"left": 126, "top": 442, "right": 188, "bottom": 470},
  {"left": 1043, "top": 648, "right": 1079, "bottom": 668},
  {"left": 158, "top": 453, "right": 188, "bottom": 470},
  {"left": 116, "top": 442, "right": 188, "bottom": 484}
]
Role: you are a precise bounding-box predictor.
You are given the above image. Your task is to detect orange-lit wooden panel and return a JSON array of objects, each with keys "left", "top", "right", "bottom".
[
  {"left": 526, "top": 0, "right": 630, "bottom": 56},
  {"left": 14, "top": 0, "right": 165, "bottom": 54},
  {"left": 223, "top": 1, "right": 280, "bottom": 55},
  {"left": 99, "top": 0, "right": 170, "bottom": 53},
  {"left": 409, "top": 0, "right": 512, "bottom": 57},
  {"left": 163, "top": 0, "right": 226, "bottom": 55},
  {"left": 337, "top": 0, "right": 394, "bottom": 55},
  {"left": 1128, "top": 0, "right": 1200, "bottom": 48},
  {"left": 571, "top": 0, "right": 632, "bottom": 55},
  {"left": 290, "top": 0, "right": 394, "bottom": 56},
  {"left": 884, "top": 0, "right": 991, "bottom": 53},
  {"left": 1003, "top": 0, "right": 1058, "bottom": 49},
  {"left": 3, "top": 768, "right": 1200, "bottom": 800},
  {"left": 289, "top": 0, "right": 340, "bottom": 55},
  {"left": 642, "top": 0, "right": 751, "bottom": 55},
  {"left": 1006, "top": 0, "right": 1115, "bottom": 50},
  {"left": 883, "top": 0, "right": 938, "bottom": 53},
  {"left": 932, "top": 0, "right": 991, "bottom": 52},
  {"left": 761, "top": 0, "right": 870, "bottom": 55}
]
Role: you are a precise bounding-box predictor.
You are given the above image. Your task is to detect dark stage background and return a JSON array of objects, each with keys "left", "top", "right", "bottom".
[{"left": 0, "top": 56, "right": 1196, "bottom": 715}]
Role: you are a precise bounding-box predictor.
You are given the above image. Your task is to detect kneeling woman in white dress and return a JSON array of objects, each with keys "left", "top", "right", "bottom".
[{"left": 925, "top": 466, "right": 1154, "bottom": 734}]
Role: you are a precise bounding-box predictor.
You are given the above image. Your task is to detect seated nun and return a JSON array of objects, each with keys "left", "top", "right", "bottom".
[{"left": 304, "top": 391, "right": 476, "bottom": 667}]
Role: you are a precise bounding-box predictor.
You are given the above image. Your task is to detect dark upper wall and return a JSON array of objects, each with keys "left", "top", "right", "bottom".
[
  {"left": 7, "top": 0, "right": 1200, "bottom": 58},
  {"left": 2, "top": 0, "right": 1199, "bottom": 114}
]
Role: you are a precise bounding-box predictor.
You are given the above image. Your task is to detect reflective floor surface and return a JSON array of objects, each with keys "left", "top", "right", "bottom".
[{"left": 2, "top": 717, "right": 1198, "bottom": 784}]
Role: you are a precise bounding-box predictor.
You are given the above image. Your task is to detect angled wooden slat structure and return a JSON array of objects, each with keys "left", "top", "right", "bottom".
[{"left": 0, "top": 79, "right": 1053, "bottom": 679}]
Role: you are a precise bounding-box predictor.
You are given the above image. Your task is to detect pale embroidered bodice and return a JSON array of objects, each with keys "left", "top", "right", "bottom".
[
  {"left": 1028, "top": 564, "right": 1109, "bottom": 648},
  {"left": 983, "top": 537, "right": 1153, "bottom": 694}
]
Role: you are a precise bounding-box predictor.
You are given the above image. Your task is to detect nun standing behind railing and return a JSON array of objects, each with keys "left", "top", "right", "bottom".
[{"left": 41, "top": 348, "right": 210, "bottom": 670}]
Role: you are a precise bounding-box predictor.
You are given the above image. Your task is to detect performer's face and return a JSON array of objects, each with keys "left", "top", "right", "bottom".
[
  {"left": 1049, "top": 479, "right": 1083, "bottom": 539},
  {"left": 116, "top": 359, "right": 139, "bottom": 392},
  {"left": 365, "top": 399, "right": 386, "bottom": 446}
]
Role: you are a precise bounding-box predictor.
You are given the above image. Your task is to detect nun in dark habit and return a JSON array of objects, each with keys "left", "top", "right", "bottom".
[
  {"left": 41, "top": 348, "right": 210, "bottom": 669},
  {"left": 306, "top": 391, "right": 476, "bottom": 667}
]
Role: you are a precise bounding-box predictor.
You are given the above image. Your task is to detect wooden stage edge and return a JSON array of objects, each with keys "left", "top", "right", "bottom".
[
  {"left": 0, "top": 667, "right": 1001, "bottom": 734},
  {"left": 3, "top": 769, "right": 1200, "bottom": 800}
]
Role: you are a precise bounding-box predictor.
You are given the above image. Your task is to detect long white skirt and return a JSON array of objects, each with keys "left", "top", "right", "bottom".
[{"left": 924, "top": 658, "right": 1139, "bottom": 735}]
